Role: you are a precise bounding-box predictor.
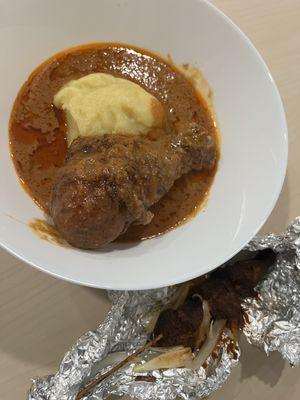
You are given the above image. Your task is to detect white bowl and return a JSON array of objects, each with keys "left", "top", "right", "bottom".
[{"left": 0, "top": 0, "right": 287, "bottom": 289}]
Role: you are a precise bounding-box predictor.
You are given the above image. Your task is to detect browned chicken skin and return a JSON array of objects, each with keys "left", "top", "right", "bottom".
[{"left": 50, "top": 124, "right": 217, "bottom": 249}]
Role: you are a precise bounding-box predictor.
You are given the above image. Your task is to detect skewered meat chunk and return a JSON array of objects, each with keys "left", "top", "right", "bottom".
[
  {"left": 189, "top": 249, "right": 276, "bottom": 325},
  {"left": 154, "top": 297, "right": 203, "bottom": 348},
  {"left": 153, "top": 250, "right": 276, "bottom": 348}
]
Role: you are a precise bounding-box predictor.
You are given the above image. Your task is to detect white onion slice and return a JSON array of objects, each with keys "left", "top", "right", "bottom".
[
  {"left": 186, "top": 319, "right": 226, "bottom": 370},
  {"left": 171, "top": 284, "right": 192, "bottom": 309},
  {"left": 133, "top": 347, "right": 192, "bottom": 373},
  {"left": 194, "top": 298, "right": 211, "bottom": 349},
  {"left": 150, "top": 345, "right": 185, "bottom": 353},
  {"left": 144, "top": 309, "right": 161, "bottom": 334}
]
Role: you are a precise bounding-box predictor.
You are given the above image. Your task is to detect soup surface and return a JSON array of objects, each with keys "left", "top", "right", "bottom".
[{"left": 9, "top": 43, "right": 219, "bottom": 241}]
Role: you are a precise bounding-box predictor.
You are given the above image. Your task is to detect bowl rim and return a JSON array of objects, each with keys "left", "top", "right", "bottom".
[{"left": 0, "top": 0, "right": 288, "bottom": 290}]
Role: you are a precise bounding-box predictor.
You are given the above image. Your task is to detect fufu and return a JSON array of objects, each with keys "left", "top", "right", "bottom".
[{"left": 54, "top": 73, "right": 165, "bottom": 145}]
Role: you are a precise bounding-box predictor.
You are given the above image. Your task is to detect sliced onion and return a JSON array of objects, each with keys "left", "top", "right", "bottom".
[
  {"left": 194, "top": 298, "right": 211, "bottom": 349},
  {"left": 133, "top": 347, "right": 192, "bottom": 373},
  {"left": 144, "top": 309, "right": 161, "bottom": 334},
  {"left": 185, "top": 319, "right": 226, "bottom": 370},
  {"left": 150, "top": 345, "right": 185, "bottom": 353},
  {"left": 169, "top": 283, "right": 192, "bottom": 310}
]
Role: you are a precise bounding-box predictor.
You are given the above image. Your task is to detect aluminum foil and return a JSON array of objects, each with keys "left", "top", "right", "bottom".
[
  {"left": 243, "top": 217, "right": 300, "bottom": 366},
  {"left": 28, "top": 218, "right": 300, "bottom": 400}
]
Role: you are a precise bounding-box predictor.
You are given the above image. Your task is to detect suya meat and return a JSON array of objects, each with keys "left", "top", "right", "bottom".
[{"left": 154, "top": 250, "right": 276, "bottom": 348}]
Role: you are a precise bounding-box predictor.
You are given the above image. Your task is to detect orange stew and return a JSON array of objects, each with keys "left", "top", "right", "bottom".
[{"left": 9, "top": 43, "right": 219, "bottom": 241}]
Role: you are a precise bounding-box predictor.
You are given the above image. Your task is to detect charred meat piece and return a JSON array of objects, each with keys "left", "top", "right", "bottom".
[
  {"left": 191, "top": 278, "right": 243, "bottom": 324},
  {"left": 189, "top": 249, "right": 276, "bottom": 325},
  {"left": 154, "top": 297, "right": 203, "bottom": 348},
  {"left": 50, "top": 125, "right": 217, "bottom": 249},
  {"left": 152, "top": 250, "right": 276, "bottom": 349},
  {"left": 212, "top": 249, "right": 276, "bottom": 298}
]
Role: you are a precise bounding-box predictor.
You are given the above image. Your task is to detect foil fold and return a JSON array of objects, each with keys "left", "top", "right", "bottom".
[
  {"left": 28, "top": 218, "right": 300, "bottom": 400},
  {"left": 243, "top": 217, "right": 300, "bottom": 366}
]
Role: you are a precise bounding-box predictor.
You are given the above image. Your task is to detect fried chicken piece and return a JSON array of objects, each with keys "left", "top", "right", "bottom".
[{"left": 50, "top": 124, "right": 217, "bottom": 249}]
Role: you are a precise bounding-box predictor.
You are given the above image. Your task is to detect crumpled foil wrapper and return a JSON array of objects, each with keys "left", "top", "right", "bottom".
[
  {"left": 29, "top": 218, "right": 300, "bottom": 400},
  {"left": 243, "top": 217, "right": 300, "bottom": 366}
]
